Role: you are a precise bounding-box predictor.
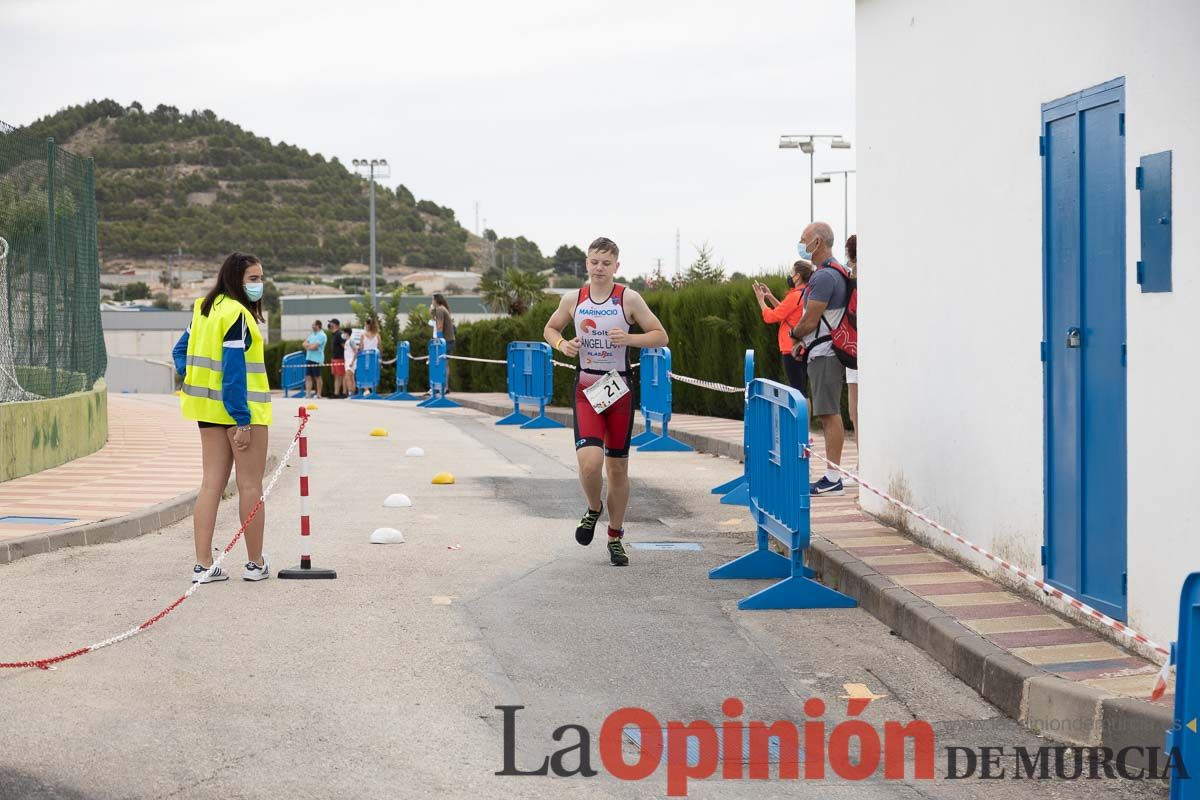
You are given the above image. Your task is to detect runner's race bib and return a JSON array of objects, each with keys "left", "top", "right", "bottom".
[{"left": 583, "top": 370, "right": 629, "bottom": 414}]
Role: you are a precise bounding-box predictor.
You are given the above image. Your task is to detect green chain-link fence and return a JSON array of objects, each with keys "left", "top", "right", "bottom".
[{"left": 0, "top": 120, "right": 106, "bottom": 401}]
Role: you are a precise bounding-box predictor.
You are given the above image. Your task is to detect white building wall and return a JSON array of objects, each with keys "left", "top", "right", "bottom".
[
  {"left": 104, "top": 320, "right": 270, "bottom": 362},
  {"left": 103, "top": 330, "right": 185, "bottom": 363},
  {"left": 857, "top": 0, "right": 1200, "bottom": 645}
]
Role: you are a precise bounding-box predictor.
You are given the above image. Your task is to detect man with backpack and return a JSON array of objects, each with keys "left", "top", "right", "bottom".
[{"left": 790, "top": 222, "right": 858, "bottom": 496}]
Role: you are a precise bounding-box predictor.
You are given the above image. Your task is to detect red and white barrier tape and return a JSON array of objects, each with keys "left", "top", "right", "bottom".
[
  {"left": 803, "top": 446, "right": 1171, "bottom": 665},
  {"left": 667, "top": 371, "right": 744, "bottom": 394},
  {"left": 0, "top": 415, "right": 310, "bottom": 671}
]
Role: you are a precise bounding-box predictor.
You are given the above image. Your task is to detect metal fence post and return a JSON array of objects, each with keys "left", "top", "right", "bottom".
[{"left": 46, "top": 138, "right": 57, "bottom": 396}]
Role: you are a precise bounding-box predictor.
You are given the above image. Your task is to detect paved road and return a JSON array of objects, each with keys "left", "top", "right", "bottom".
[{"left": 0, "top": 400, "right": 1166, "bottom": 799}]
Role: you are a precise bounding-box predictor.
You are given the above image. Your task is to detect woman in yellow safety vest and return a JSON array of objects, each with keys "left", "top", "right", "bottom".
[{"left": 172, "top": 252, "right": 273, "bottom": 584}]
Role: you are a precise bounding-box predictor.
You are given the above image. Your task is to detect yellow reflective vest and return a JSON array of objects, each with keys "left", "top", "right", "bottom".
[{"left": 180, "top": 294, "right": 272, "bottom": 426}]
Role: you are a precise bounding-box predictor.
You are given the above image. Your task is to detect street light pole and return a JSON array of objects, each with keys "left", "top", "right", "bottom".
[
  {"left": 779, "top": 134, "right": 850, "bottom": 224},
  {"left": 820, "top": 169, "right": 857, "bottom": 239},
  {"left": 352, "top": 158, "right": 390, "bottom": 311}
]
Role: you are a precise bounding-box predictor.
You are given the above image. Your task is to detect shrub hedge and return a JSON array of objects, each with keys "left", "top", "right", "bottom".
[{"left": 265, "top": 278, "right": 851, "bottom": 425}]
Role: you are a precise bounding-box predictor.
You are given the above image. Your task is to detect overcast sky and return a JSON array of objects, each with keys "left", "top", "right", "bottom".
[{"left": 4, "top": 0, "right": 855, "bottom": 277}]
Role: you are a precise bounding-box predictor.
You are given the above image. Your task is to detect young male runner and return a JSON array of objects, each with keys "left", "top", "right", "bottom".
[{"left": 544, "top": 237, "right": 669, "bottom": 566}]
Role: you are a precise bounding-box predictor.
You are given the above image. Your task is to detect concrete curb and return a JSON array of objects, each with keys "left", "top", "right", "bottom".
[
  {"left": 0, "top": 455, "right": 279, "bottom": 567},
  {"left": 450, "top": 392, "right": 1173, "bottom": 767}
]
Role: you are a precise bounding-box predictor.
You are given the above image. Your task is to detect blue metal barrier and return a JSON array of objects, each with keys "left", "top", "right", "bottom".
[
  {"left": 630, "top": 347, "right": 692, "bottom": 452},
  {"left": 385, "top": 341, "right": 418, "bottom": 401},
  {"left": 709, "top": 379, "right": 855, "bottom": 610},
  {"left": 417, "top": 337, "right": 459, "bottom": 409},
  {"left": 281, "top": 351, "right": 307, "bottom": 398},
  {"left": 710, "top": 349, "right": 755, "bottom": 506},
  {"left": 497, "top": 342, "right": 564, "bottom": 429},
  {"left": 1169, "top": 573, "right": 1200, "bottom": 797},
  {"left": 349, "top": 349, "right": 382, "bottom": 399}
]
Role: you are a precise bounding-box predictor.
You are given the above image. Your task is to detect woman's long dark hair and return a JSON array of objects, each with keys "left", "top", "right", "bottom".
[{"left": 201, "top": 252, "right": 264, "bottom": 321}]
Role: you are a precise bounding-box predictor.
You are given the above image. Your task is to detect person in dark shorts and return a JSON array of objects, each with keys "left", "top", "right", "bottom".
[
  {"left": 543, "top": 237, "right": 669, "bottom": 566},
  {"left": 790, "top": 222, "right": 851, "bottom": 496},
  {"left": 754, "top": 260, "right": 814, "bottom": 397},
  {"left": 328, "top": 318, "right": 346, "bottom": 397},
  {"left": 303, "top": 319, "right": 327, "bottom": 399}
]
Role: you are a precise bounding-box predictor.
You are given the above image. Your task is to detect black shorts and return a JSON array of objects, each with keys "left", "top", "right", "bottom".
[
  {"left": 781, "top": 354, "right": 809, "bottom": 398},
  {"left": 197, "top": 421, "right": 235, "bottom": 429},
  {"left": 305, "top": 363, "right": 321, "bottom": 377}
]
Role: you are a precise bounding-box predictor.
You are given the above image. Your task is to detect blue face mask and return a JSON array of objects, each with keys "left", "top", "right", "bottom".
[
  {"left": 797, "top": 240, "right": 813, "bottom": 260},
  {"left": 244, "top": 282, "right": 264, "bottom": 302}
]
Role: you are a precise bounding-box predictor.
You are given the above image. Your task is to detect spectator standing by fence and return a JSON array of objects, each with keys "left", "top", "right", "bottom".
[
  {"left": 328, "top": 318, "right": 346, "bottom": 398},
  {"left": 360, "top": 319, "right": 381, "bottom": 397},
  {"left": 303, "top": 319, "right": 327, "bottom": 399},
  {"left": 431, "top": 293, "right": 455, "bottom": 352},
  {"left": 431, "top": 294, "right": 456, "bottom": 391},
  {"left": 343, "top": 326, "right": 359, "bottom": 397},
  {"left": 754, "top": 260, "right": 813, "bottom": 397},
  {"left": 790, "top": 222, "right": 850, "bottom": 496}
]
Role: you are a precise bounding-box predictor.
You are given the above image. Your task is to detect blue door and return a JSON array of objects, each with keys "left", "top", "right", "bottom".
[{"left": 1041, "top": 78, "right": 1127, "bottom": 621}]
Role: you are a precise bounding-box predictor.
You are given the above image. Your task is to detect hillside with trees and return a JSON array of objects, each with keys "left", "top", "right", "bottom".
[{"left": 18, "top": 100, "right": 476, "bottom": 270}]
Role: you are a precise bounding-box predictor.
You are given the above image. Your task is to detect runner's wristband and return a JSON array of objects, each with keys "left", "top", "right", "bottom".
[{"left": 555, "top": 337, "right": 564, "bottom": 352}]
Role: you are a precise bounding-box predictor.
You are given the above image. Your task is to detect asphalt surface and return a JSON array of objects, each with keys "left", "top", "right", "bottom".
[{"left": 0, "top": 399, "right": 1169, "bottom": 799}]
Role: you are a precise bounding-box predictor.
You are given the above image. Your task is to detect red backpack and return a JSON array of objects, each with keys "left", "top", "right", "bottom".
[{"left": 811, "top": 262, "right": 857, "bottom": 370}]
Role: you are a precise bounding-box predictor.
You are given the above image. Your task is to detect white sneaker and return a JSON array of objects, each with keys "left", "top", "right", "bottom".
[
  {"left": 192, "top": 564, "right": 229, "bottom": 584},
  {"left": 243, "top": 555, "right": 270, "bottom": 582}
]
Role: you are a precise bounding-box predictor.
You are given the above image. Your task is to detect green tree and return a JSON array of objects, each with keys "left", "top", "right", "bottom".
[
  {"left": 550, "top": 244, "right": 586, "bottom": 276},
  {"left": 151, "top": 292, "right": 182, "bottom": 310},
  {"left": 494, "top": 236, "right": 545, "bottom": 273},
  {"left": 124, "top": 281, "right": 152, "bottom": 300},
  {"left": 481, "top": 268, "right": 548, "bottom": 316},
  {"left": 682, "top": 242, "right": 725, "bottom": 284},
  {"left": 554, "top": 274, "right": 584, "bottom": 289}
]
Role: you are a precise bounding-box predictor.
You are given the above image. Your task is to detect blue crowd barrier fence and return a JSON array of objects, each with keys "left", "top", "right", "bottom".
[
  {"left": 709, "top": 379, "right": 855, "bottom": 610},
  {"left": 496, "top": 342, "right": 564, "bottom": 429},
  {"left": 349, "top": 350, "right": 382, "bottom": 399},
  {"left": 281, "top": 351, "right": 307, "bottom": 398},
  {"left": 417, "top": 337, "right": 458, "bottom": 409},
  {"left": 385, "top": 341, "right": 419, "bottom": 401},
  {"left": 710, "top": 349, "right": 755, "bottom": 506},
  {"left": 630, "top": 347, "right": 692, "bottom": 452},
  {"left": 1169, "top": 573, "right": 1200, "bottom": 797}
]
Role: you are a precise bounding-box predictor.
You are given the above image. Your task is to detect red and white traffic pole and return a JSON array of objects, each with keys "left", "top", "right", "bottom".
[{"left": 279, "top": 406, "right": 337, "bottom": 580}]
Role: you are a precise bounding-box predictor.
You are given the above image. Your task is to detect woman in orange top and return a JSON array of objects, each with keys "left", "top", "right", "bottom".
[{"left": 754, "top": 260, "right": 814, "bottom": 397}]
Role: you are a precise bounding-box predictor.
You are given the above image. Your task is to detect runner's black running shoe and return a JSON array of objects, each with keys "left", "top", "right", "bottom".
[
  {"left": 575, "top": 505, "right": 603, "bottom": 545},
  {"left": 608, "top": 538, "right": 629, "bottom": 566}
]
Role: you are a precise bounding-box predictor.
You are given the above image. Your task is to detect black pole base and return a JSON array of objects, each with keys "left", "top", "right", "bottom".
[{"left": 278, "top": 565, "right": 338, "bottom": 580}]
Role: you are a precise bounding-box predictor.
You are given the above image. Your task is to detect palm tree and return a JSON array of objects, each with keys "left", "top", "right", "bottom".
[{"left": 480, "top": 268, "right": 548, "bottom": 316}]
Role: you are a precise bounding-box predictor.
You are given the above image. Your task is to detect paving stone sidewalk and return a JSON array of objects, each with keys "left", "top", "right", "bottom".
[
  {"left": 0, "top": 394, "right": 288, "bottom": 565},
  {"left": 451, "top": 392, "right": 1174, "bottom": 733}
]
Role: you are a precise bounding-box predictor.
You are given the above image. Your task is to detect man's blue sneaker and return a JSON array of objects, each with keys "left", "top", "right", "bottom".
[{"left": 810, "top": 476, "right": 844, "bottom": 496}]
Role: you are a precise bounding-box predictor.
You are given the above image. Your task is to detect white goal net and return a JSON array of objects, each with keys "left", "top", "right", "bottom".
[{"left": 0, "top": 236, "right": 37, "bottom": 402}]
